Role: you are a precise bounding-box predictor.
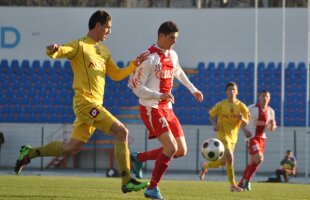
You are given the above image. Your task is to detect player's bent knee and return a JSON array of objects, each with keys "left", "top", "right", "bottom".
[
  {"left": 163, "top": 145, "right": 177, "bottom": 157},
  {"left": 174, "top": 148, "right": 187, "bottom": 158},
  {"left": 174, "top": 152, "right": 186, "bottom": 158}
]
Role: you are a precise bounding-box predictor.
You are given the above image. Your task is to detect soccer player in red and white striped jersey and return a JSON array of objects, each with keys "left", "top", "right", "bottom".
[
  {"left": 238, "top": 90, "right": 277, "bottom": 191},
  {"left": 128, "top": 21, "right": 203, "bottom": 199}
]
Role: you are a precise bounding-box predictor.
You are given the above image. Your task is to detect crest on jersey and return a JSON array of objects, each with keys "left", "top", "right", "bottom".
[{"left": 89, "top": 107, "right": 100, "bottom": 118}]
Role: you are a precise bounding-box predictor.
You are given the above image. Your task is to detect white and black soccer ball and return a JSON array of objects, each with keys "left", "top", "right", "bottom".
[{"left": 201, "top": 138, "right": 225, "bottom": 161}]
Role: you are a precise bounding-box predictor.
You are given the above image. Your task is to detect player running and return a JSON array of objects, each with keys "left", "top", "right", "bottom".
[
  {"left": 14, "top": 10, "right": 149, "bottom": 194},
  {"left": 199, "top": 82, "right": 250, "bottom": 192},
  {"left": 238, "top": 90, "right": 277, "bottom": 191},
  {"left": 128, "top": 21, "right": 204, "bottom": 199}
]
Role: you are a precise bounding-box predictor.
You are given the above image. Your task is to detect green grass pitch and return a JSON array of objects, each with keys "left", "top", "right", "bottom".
[{"left": 0, "top": 175, "right": 309, "bottom": 200}]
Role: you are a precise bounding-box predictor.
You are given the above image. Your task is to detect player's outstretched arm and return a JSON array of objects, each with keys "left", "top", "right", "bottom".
[{"left": 107, "top": 52, "right": 149, "bottom": 81}]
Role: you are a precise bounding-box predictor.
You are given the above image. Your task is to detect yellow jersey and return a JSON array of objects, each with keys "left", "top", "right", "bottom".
[
  {"left": 209, "top": 99, "right": 250, "bottom": 143},
  {"left": 47, "top": 36, "right": 136, "bottom": 106}
]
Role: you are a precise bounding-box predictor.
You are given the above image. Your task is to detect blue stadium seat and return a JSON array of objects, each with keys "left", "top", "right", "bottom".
[
  {"left": 11, "top": 59, "right": 20, "bottom": 74},
  {"left": 197, "top": 62, "right": 206, "bottom": 72},
  {"left": 0, "top": 59, "right": 9, "bottom": 68},
  {"left": 53, "top": 60, "right": 64, "bottom": 76},
  {"left": 237, "top": 62, "right": 246, "bottom": 70},
  {"left": 245, "top": 62, "right": 254, "bottom": 81},
  {"left": 42, "top": 60, "right": 54, "bottom": 76},
  {"left": 217, "top": 62, "right": 225, "bottom": 71},
  {"left": 227, "top": 62, "right": 235, "bottom": 70},
  {"left": 117, "top": 61, "right": 125, "bottom": 68},
  {"left": 297, "top": 62, "right": 306, "bottom": 70},
  {"left": 286, "top": 62, "right": 295, "bottom": 69},
  {"left": 225, "top": 62, "right": 235, "bottom": 79},
  {"left": 266, "top": 62, "right": 276, "bottom": 72},
  {"left": 257, "top": 62, "right": 265, "bottom": 72},
  {"left": 207, "top": 62, "right": 215, "bottom": 70},
  {"left": 215, "top": 62, "right": 225, "bottom": 80},
  {"left": 296, "top": 62, "right": 307, "bottom": 81},
  {"left": 1, "top": 60, "right": 12, "bottom": 83},
  {"left": 64, "top": 61, "right": 73, "bottom": 77},
  {"left": 32, "top": 60, "right": 43, "bottom": 75},
  {"left": 21, "top": 60, "right": 32, "bottom": 77}
]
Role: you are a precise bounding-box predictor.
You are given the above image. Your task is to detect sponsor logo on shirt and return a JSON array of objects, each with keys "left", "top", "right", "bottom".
[
  {"left": 155, "top": 64, "right": 174, "bottom": 79},
  {"left": 254, "top": 119, "right": 267, "bottom": 126}
]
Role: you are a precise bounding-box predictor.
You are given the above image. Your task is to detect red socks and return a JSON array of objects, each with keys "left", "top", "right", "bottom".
[
  {"left": 149, "top": 153, "right": 172, "bottom": 189},
  {"left": 243, "top": 162, "right": 260, "bottom": 181},
  {"left": 137, "top": 147, "right": 163, "bottom": 162}
]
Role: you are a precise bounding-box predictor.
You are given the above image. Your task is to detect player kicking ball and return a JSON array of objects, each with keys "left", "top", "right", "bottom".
[
  {"left": 14, "top": 9, "right": 149, "bottom": 194},
  {"left": 199, "top": 82, "right": 250, "bottom": 192}
]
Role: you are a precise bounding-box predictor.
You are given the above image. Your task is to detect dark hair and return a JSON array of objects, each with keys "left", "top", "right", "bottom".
[
  {"left": 88, "top": 10, "right": 111, "bottom": 30},
  {"left": 260, "top": 90, "right": 270, "bottom": 94},
  {"left": 225, "top": 82, "right": 238, "bottom": 91},
  {"left": 158, "top": 21, "right": 178, "bottom": 36}
]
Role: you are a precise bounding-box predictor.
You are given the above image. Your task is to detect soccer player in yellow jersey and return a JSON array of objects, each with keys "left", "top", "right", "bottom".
[
  {"left": 14, "top": 10, "right": 149, "bottom": 194},
  {"left": 199, "top": 82, "right": 250, "bottom": 192}
]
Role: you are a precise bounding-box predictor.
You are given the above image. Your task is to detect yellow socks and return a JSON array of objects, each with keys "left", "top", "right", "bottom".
[
  {"left": 114, "top": 142, "right": 131, "bottom": 185},
  {"left": 226, "top": 162, "right": 236, "bottom": 185},
  {"left": 204, "top": 160, "right": 221, "bottom": 169},
  {"left": 28, "top": 141, "right": 64, "bottom": 159}
]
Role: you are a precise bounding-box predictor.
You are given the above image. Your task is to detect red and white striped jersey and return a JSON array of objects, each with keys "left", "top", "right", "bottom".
[
  {"left": 128, "top": 44, "right": 198, "bottom": 109},
  {"left": 244, "top": 103, "right": 276, "bottom": 140}
]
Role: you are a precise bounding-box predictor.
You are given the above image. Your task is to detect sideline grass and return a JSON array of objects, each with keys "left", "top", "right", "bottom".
[{"left": 0, "top": 175, "right": 309, "bottom": 200}]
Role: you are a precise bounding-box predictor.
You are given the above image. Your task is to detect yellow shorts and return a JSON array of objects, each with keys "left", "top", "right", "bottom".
[
  {"left": 217, "top": 133, "right": 237, "bottom": 152},
  {"left": 71, "top": 100, "right": 117, "bottom": 143}
]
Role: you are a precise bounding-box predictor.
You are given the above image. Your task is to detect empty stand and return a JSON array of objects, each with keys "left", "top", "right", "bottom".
[{"left": 0, "top": 59, "right": 308, "bottom": 127}]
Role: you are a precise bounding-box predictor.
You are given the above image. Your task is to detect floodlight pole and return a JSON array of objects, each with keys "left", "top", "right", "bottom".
[
  {"left": 305, "top": 0, "right": 310, "bottom": 179},
  {"left": 280, "top": 0, "right": 286, "bottom": 161}
]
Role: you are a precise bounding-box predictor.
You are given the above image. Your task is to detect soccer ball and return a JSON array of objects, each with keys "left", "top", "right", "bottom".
[{"left": 201, "top": 138, "right": 225, "bottom": 161}]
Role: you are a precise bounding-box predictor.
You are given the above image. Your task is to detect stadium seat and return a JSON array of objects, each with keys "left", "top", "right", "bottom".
[
  {"left": 0, "top": 59, "right": 9, "bottom": 67},
  {"left": 32, "top": 60, "right": 43, "bottom": 75},
  {"left": 117, "top": 61, "right": 125, "bottom": 68},
  {"left": 296, "top": 62, "right": 307, "bottom": 81},
  {"left": 237, "top": 62, "right": 246, "bottom": 70},
  {"left": 266, "top": 62, "right": 276, "bottom": 72},
  {"left": 53, "top": 60, "right": 64, "bottom": 76},
  {"left": 215, "top": 62, "right": 225, "bottom": 80},
  {"left": 197, "top": 62, "right": 206, "bottom": 71},
  {"left": 64, "top": 61, "right": 73, "bottom": 77},
  {"left": 257, "top": 62, "right": 265, "bottom": 71},
  {"left": 42, "top": 60, "right": 54, "bottom": 76},
  {"left": 21, "top": 60, "right": 32, "bottom": 77},
  {"left": 225, "top": 62, "right": 235, "bottom": 80},
  {"left": 227, "top": 62, "right": 235, "bottom": 70},
  {"left": 11, "top": 59, "right": 20, "bottom": 74},
  {"left": 217, "top": 62, "right": 225, "bottom": 71}
]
